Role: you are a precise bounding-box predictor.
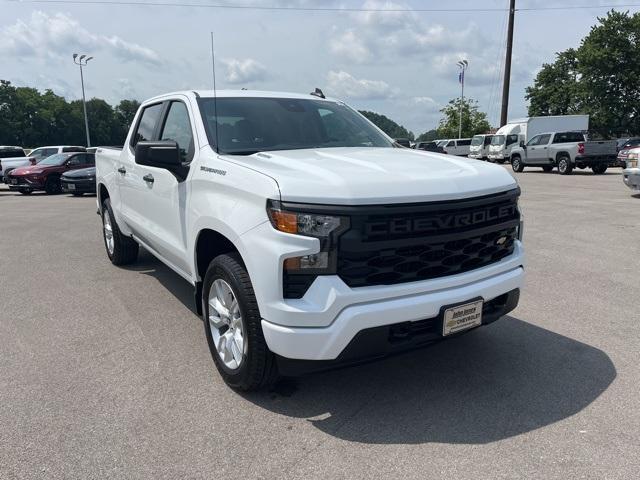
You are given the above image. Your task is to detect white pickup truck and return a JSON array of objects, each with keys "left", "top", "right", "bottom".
[
  {"left": 96, "top": 90, "right": 525, "bottom": 390},
  {"left": 510, "top": 131, "right": 618, "bottom": 174}
]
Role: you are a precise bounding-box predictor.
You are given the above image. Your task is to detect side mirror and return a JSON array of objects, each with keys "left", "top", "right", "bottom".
[
  {"left": 135, "top": 141, "right": 181, "bottom": 168},
  {"left": 520, "top": 141, "right": 525, "bottom": 148}
]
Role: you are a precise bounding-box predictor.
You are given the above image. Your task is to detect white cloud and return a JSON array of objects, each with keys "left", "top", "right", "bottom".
[
  {"left": 326, "top": 70, "right": 395, "bottom": 100},
  {"left": 223, "top": 58, "right": 268, "bottom": 84},
  {"left": 0, "top": 11, "right": 160, "bottom": 66},
  {"left": 329, "top": 30, "right": 372, "bottom": 64}
]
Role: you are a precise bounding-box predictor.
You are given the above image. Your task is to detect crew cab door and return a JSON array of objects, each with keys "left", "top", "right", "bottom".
[
  {"left": 119, "top": 99, "right": 195, "bottom": 275},
  {"left": 524, "top": 134, "right": 550, "bottom": 164}
]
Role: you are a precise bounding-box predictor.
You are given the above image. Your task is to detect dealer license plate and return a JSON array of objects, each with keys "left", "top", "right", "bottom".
[
  {"left": 67, "top": 184, "right": 75, "bottom": 190},
  {"left": 442, "top": 300, "right": 483, "bottom": 336}
]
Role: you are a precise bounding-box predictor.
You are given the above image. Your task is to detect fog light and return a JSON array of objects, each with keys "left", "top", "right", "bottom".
[{"left": 284, "top": 252, "right": 329, "bottom": 270}]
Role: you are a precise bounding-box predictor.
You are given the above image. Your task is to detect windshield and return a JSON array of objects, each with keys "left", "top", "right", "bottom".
[
  {"left": 197, "top": 97, "right": 393, "bottom": 155},
  {"left": 436, "top": 140, "right": 448, "bottom": 147},
  {"left": 491, "top": 135, "right": 505, "bottom": 146},
  {"left": 38, "top": 153, "right": 68, "bottom": 166},
  {"left": 471, "top": 135, "right": 484, "bottom": 146}
]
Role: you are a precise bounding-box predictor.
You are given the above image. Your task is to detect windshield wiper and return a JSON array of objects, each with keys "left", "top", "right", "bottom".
[{"left": 224, "top": 150, "right": 261, "bottom": 156}]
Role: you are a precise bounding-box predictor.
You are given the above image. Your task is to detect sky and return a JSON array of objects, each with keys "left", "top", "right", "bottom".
[{"left": 2, "top": 0, "right": 640, "bottom": 136}]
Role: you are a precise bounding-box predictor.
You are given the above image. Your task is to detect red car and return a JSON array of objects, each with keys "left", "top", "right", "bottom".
[{"left": 7, "top": 152, "right": 95, "bottom": 195}]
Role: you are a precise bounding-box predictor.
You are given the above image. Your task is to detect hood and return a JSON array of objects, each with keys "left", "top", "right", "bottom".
[
  {"left": 10, "top": 165, "right": 48, "bottom": 176},
  {"left": 223, "top": 147, "right": 517, "bottom": 205},
  {"left": 63, "top": 167, "right": 95, "bottom": 178}
]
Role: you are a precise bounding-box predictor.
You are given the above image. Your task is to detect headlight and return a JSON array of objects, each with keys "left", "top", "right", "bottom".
[
  {"left": 267, "top": 200, "right": 348, "bottom": 272},
  {"left": 627, "top": 152, "right": 638, "bottom": 168}
]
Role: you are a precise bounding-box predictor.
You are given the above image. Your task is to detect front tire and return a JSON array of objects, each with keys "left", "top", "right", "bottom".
[
  {"left": 511, "top": 155, "right": 524, "bottom": 172},
  {"left": 101, "top": 198, "right": 139, "bottom": 265},
  {"left": 203, "top": 253, "right": 277, "bottom": 391},
  {"left": 19, "top": 190, "right": 32, "bottom": 195},
  {"left": 557, "top": 156, "right": 573, "bottom": 175},
  {"left": 44, "top": 176, "right": 61, "bottom": 194}
]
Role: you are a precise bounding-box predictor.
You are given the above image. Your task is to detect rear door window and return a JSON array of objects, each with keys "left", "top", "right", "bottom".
[{"left": 131, "top": 103, "right": 164, "bottom": 148}]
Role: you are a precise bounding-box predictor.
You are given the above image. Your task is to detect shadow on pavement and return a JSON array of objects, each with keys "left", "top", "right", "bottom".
[
  {"left": 123, "top": 249, "right": 200, "bottom": 317},
  {"left": 246, "top": 318, "right": 616, "bottom": 445}
]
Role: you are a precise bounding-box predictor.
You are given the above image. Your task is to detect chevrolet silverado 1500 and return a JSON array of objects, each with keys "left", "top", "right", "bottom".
[{"left": 96, "top": 90, "right": 525, "bottom": 391}]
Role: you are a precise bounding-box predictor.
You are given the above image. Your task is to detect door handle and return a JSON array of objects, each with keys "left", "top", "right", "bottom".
[
  {"left": 117, "top": 167, "right": 126, "bottom": 174},
  {"left": 143, "top": 174, "right": 154, "bottom": 184}
]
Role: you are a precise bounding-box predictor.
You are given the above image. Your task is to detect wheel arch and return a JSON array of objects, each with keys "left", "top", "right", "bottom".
[
  {"left": 193, "top": 228, "right": 246, "bottom": 315},
  {"left": 98, "top": 183, "right": 110, "bottom": 209},
  {"left": 555, "top": 151, "right": 571, "bottom": 163}
]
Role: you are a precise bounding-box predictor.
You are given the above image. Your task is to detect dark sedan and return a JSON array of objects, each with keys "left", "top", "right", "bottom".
[{"left": 61, "top": 166, "right": 96, "bottom": 196}]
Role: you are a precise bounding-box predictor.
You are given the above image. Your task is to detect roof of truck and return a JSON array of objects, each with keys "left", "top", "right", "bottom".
[{"left": 145, "top": 89, "right": 338, "bottom": 103}]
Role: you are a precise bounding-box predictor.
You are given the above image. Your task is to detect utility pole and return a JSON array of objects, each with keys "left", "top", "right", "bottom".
[
  {"left": 500, "top": 0, "right": 516, "bottom": 127},
  {"left": 73, "top": 54, "right": 93, "bottom": 147},
  {"left": 457, "top": 60, "right": 468, "bottom": 138}
]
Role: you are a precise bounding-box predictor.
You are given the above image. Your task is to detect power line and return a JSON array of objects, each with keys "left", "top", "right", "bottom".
[{"left": 5, "top": 0, "right": 640, "bottom": 12}]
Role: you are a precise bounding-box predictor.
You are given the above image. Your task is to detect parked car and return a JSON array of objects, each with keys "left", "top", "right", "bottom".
[
  {"left": 616, "top": 137, "right": 640, "bottom": 168},
  {"left": 414, "top": 141, "right": 445, "bottom": 153},
  {"left": 1, "top": 145, "right": 86, "bottom": 183},
  {"left": 394, "top": 138, "right": 411, "bottom": 148},
  {"left": 488, "top": 115, "right": 589, "bottom": 164},
  {"left": 441, "top": 138, "right": 471, "bottom": 156},
  {"left": 61, "top": 166, "right": 96, "bottom": 196},
  {"left": 0, "top": 146, "right": 32, "bottom": 182},
  {"left": 96, "top": 89, "right": 524, "bottom": 391},
  {"left": 7, "top": 152, "right": 95, "bottom": 194},
  {"left": 509, "top": 131, "right": 617, "bottom": 174},
  {"left": 469, "top": 134, "right": 495, "bottom": 160},
  {"left": 622, "top": 148, "right": 640, "bottom": 193}
]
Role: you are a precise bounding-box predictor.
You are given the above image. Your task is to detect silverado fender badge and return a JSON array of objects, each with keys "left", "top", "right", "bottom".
[{"left": 200, "top": 166, "right": 227, "bottom": 176}]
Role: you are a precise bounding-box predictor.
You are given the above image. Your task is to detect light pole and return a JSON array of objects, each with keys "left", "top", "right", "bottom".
[
  {"left": 457, "top": 59, "right": 468, "bottom": 139},
  {"left": 73, "top": 53, "right": 93, "bottom": 147}
]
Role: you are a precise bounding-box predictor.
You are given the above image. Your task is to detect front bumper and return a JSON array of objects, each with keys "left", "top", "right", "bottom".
[
  {"left": 623, "top": 167, "right": 640, "bottom": 191},
  {"left": 275, "top": 288, "right": 520, "bottom": 375},
  {"left": 61, "top": 178, "right": 96, "bottom": 194},
  {"left": 7, "top": 177, "right": 45, "bottom": 190},
  {"left": 260, "top": 246, "right": 524, "bottom": 361}
]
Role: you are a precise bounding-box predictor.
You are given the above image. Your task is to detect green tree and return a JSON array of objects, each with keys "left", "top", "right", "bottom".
[
  {"left": 526, "top": 10, "right": 640, "bottom": 137},
  {"left": 416, "top": 129, "right": 438, "bottom": 142},
  {"left": 525, "top": 49, "right": 581, "bottom": 116},
  {"left": 436, "top": 98, "right": 491, "bottom": 139},
  {"left": 0, "top": 79, "right": 140, "bottom": 147},
  {"left": 358, "top": 110, "right": 414, "bottom": 140}
]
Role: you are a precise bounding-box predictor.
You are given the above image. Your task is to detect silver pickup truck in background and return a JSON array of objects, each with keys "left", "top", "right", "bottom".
[{"left": 509, "top": 131, "right": 618, "bottom": 175}]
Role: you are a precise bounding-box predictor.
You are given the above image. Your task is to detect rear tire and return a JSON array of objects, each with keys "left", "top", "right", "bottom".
[
  {"left": 511, "top": 156, "right": 524, "bottom": 172},
  {"left": 592, "top": 164, "right": 608, "bottom": 174},
  {"left": 72, "top": 193, "right": 83, "bottom": 197},
  {"left": 542, "top": 165, "right": 554, "bottom": 173},
  {"left": 19, "top": 190, "right": 32, "bottom": 195},
  {"left": 203, "top": 253, "right": 277, "bottom": 391},
  {"left": 101, "top": 198, "right": 138, "bottom": 265},
  {"left": 557, "top": 156, "right": 573, "bottom": 175},
  {"left": 44, "top": 176, "right": 61, "bottom": 194}
]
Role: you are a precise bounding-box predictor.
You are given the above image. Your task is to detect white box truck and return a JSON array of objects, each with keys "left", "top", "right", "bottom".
[{"left": 488, "top": 115, "right": 589, "bottom": 163}]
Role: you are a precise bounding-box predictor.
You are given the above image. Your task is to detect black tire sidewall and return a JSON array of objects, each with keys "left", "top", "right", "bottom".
[
  {"left": 511, "top": 156, "right": 523, "bottom": 172},
  {"left": 202, "top": 254, "right": 270, "bottom": 390},
  {"left": 45, "top": 176, "right": 61, "bottom": 194}
]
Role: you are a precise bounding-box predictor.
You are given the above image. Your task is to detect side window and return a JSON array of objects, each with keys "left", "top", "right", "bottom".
[
  {"left": 458, "top": 139, "right": 471, "bottom": 146},
  {"left": 507, "top": 135, "right": 518, "bottom": 146},
  {"left": 447, "top": 140, "right": 455, "bottom": 147},
  {"left": 131, "top": 103, "right": 163, "bottom": 148},
  {"left": 484, "top": 137, "right": 492, "bottom": 146},
  {"left": 67, "top": 155, "right": 82, "bottom": 166},
  {"left": 85, "top": 153, "right": 95, "bottom": 165},
  {"left": 160, "top": 101, "right": 195, "bottom": 162},
  {"left": 527, "top": 135, "right": 541, "bottom": 146},
  {"left": 538, "top": 134, "right": 551, "bottom": 145}
]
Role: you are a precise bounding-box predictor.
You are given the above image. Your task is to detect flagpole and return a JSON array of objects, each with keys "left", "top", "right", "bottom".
[{"left": 457, "top": 60, "right": 468, "bottom": 139}]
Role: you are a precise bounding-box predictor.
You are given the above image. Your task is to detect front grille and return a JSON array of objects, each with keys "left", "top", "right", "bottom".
[{"left": 336, "top": 189, "right": 520, "bottom": 288}]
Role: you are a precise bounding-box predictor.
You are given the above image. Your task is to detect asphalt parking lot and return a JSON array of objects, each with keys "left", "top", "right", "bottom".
[{"left": 1, "top": 168, "right": 639, "bottom": 479}]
